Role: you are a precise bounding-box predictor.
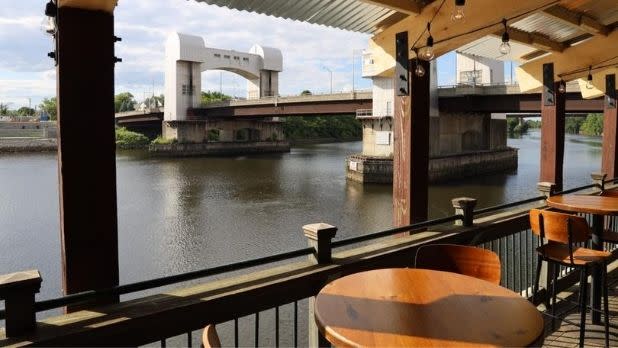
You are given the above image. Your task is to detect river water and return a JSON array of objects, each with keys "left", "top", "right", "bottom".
[{"left": 0, "top": 130, "right": 603, "bottom": 304}]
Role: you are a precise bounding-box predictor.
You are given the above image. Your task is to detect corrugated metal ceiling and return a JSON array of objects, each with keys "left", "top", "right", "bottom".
[
  {"left": 510, "top": 12, "right": 586, "bottom": 43},
  {"left": 194, "top": 0, "right": 397, "bottom": 34}
]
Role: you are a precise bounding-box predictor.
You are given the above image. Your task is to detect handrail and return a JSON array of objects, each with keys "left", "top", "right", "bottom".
[
  {"left": 474, "top": 195, "right": 547, "bottom": 215},
  {"left": 0, "top": 246, "right": 314, "bottom": 319},
  {"left": 331, "top": 214, "right": 463, "bottom": 248},
  {"left": 553, "top": 183, "right": 599, "bottom": 195}
]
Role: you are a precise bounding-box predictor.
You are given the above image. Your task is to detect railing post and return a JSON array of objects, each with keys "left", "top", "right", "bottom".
[
  {"left": 0, "top": 270, "right": 42, "bottom": 337},
  {"left": 304, "top": 223, "right": 337, "bottom": 348},
  {"left": 304, "top": 223, "right": 337, "bottom": 264},
  {"left": 591, "top": 172, "right": 607, "bottom": 191},
  {"left": 452, "top": 197, "right": 477, "bottom": 227},
  {"left": 537, "top": 182, "right": 556, "bottom": 197}
]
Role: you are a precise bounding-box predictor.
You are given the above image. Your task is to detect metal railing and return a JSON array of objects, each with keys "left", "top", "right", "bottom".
[{"left": 2, "top": 175, "right": 617, "bottom": 346}]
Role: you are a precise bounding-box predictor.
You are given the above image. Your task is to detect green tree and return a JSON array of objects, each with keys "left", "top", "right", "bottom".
[
  {"left": 580, "top": 113, "right": 604, "bottom": 136},
  {"left": 115, "top": 92, "right": 136, "bottom": 112},
  {"left": 0, "top": 103, "right": 10, "bottom": 115},
  {"left": 283, "top": 115, "right": 362, "bottom": 140},
  {"left": 300, "top": 90, "right": 312, "bottom": 96},
  {"left": 16, "top": 106, "right": 35, "bottom": 116},
  {"left": 565, "top": 116, "right": 585, "bottom": 134},
  {"left": 201, "top": 91, "right": 231, "bottom": 105},
  {"left": 144, "top": 94, "right": 164, "bottom": 108},
  {"left": 39, "top": 97, "right": 57, "bottom": 120}
]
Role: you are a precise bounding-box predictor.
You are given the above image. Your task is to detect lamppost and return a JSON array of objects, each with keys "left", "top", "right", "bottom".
[
  {"left": 322, "top": 66, "right": 333, "bottom": 94},
  {"left": 352, "top": 49, "right": 363, "bottom": 93}
]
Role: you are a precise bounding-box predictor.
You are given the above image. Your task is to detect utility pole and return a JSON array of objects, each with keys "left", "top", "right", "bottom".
[
  {"left": 322, "top": 66, "right": 333, "bottom": 94},
  {"left": 219, "top": 71, "right": 223, "bottom": 94}
]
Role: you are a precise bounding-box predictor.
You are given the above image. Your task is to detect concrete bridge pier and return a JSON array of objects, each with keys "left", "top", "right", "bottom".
[{"left": 155, "top": 117, "right": 289, "bottom": 156}]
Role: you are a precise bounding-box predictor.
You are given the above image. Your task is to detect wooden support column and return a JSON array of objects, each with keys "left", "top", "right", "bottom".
[
  {"left": 602, "top": 74, "right": 618, "bottom": 179},
  {"left": 393, "top": 31, "right": 430, "bottom": 227},
  {"left": 56, "top": 4, "right": 119, "bottom": 306},
  {"left": 539, "top": 63, "right": 565, "bottom": 191}
]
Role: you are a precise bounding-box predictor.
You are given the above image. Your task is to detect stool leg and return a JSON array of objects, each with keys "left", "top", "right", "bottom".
[
  {"left": 580, "top": 266, "right": 588, "bottom": 348},
  {"left": 552, "top": 263, "right": 558, "bottom": 330},
  {"left": 533, "top": 255, "right": 542, "bottom": 305},
  {"left": 603, "top": 263, "right": 609, "bottom": 348}
]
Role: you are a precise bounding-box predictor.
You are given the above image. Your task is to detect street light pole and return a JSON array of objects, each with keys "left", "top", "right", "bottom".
[{"left": 322, "top": 66, "right": 333, "bottom": 94}]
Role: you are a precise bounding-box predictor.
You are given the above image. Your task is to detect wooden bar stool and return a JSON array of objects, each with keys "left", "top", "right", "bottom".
[
  {"left": 415, "top": 244, "right": 501, "bottom": 285},
  {"left": 202, "top": 324, "right": 221, "bottom": 348},
  {"left": 529, "top": 209, "right": 611, "bottom": 348},
  {"left": 600, "top": 190, "right": 618, "bottom": 244}
]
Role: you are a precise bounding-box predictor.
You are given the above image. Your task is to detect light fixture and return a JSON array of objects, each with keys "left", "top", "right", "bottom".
[
  {"left": 45, "top": 0, "right": 57, "bottom": 17},
  {"left": 451, "top": 0, "right": 465, "bottom": 21},
  {"left": 499, "top": 18, "right": 511, "bottom": 55},
  {"left": 586, "top": 66, "right": 594, "bottom": 89},
  {"left": 414, "top": 63, "right": 426, "bottom": 77},
  {"left": 413, "top": 49, "right": 426, "bottom": 77},
  {"left": 420, "top": 23, "right": 435, "bottom": 61},
  {"left": 558, "top": 79, "right": 566, "bottom": 93}
]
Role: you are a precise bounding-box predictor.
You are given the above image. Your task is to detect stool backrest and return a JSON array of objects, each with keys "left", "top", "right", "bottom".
[
  {"left": 529, "top": 209, "right": 590, "bottom": 244},
  {"left": 202, "top": 324, "right": 221, "bottom": 348},
  {"left": 415, "top": 244, "right": 501, "bottom": 284}
]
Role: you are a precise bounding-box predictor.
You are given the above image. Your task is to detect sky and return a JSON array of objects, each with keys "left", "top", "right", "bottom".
[{"left": 0, "top": 0, "right": 471, "bottom": 109}]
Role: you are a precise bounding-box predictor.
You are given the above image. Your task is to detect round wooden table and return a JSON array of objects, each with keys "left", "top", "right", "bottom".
[
  {"left": 546, "top": 194, "right": 618, "bottom": 323},
  {"left": 314, "top": 268, "right": 544, "bottom": 347}
]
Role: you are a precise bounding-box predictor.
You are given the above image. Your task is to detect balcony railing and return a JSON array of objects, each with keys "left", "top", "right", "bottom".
[{"left": 1, "top": 175, "right": 617, "bottom": 346}]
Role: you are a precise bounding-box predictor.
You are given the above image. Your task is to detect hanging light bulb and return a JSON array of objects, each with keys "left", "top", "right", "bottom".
[
  {"left": 586, "top": 66, "right": 594, "bottom": 89},
  {"left": 451, "top": 0, "right": 465, "bottom": 21},
  {"left": 499, "top": 18, "right": 511, "bottom": 55},
  {"left": 414, "top": 62, "right": 426, "bottom": 77},
  {"left": 558, "top": 79, "right": 566, "bottom": 93},
  {"left": 420, "top": 23, "right": 435, "bottom": 61}
]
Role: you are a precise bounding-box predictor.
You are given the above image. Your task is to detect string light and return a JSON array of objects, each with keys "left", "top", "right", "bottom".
[
  {"left": 499, "top": 18, "right": 511, "bottom": 55},
  {"left": 558, "top": 79, "right": 566, "bottom": 93},
  {"left": 413, "top": 49, "right": 426, "bottom": 77},
  {"left": 451, "top": 0, "right": 465, "bottom": 21},
  {"left": 420, "top": 23, "right": 435, "bottom": 61},
  {"left": 586, "top": 66, "right": 594, "bottom": 89}
]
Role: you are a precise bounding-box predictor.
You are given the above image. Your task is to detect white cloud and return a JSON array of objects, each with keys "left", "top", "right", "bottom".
[{"left": 0, "top": 0, "right": 374, "bottom": 104}]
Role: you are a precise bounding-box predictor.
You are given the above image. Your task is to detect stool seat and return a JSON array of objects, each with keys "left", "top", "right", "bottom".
[{"left": 537, "top": 243, "right": 611, "bottom": 266}]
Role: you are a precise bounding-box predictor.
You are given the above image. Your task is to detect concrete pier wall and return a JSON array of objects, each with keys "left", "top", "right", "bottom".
[
  {"left": 347, "top": 148, "right": 518, "bottom": 184},
  {"left": 150, "top": 141, "right": 290, "bottom": 156}
]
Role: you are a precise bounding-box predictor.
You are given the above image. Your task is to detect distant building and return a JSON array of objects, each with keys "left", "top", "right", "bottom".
[{"left": 455, "top": 52, "right": 505, "bottom": 86}]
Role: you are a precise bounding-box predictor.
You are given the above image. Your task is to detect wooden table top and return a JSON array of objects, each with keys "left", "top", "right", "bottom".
[
  {"left": 546, "top": 194, "right": 618, "bottom": 215},
  {"left": 314, "top": 268, "right": 543, "bottom": 347}
]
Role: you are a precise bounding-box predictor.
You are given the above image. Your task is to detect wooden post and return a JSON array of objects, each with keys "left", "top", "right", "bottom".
[
  {"left": 393, "top": 31, "right": 430, "bottom": 227},
  {"left": 539, "top": 63, "right": 565, "bottom": 191},
  {"left": 0, "top": 270, "right": 42, "bottom": 337},
  {"left": 591, "top": 172, "right": 607, "bottom": 191},
  {"left": 452, "top": 198, "right": 476, "bottom": 227},
  {"left": 304, "top": 223, "right": 337, "bottom": 348},
  {"left": 56, "top": 4, "right": 119, "bottom": 307},
  {"left": 602, "top": 74, "right": 618, "bottom": 179}
]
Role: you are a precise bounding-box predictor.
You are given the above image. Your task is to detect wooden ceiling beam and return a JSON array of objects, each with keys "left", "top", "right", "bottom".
[
  {"left": 543, "top": 5, "right": 610, "bottom": 36},
  {"left": 495, "top": 27, "right": 566, "bottom": 52},
  {"left": 517, "top": 30, "right": 618, "bottom": 94},
  {"left": 368, "top": 0, "right": 559, "bottom": 76}
]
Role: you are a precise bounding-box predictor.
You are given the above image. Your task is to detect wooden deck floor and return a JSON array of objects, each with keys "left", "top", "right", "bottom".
[{"left": 542, "top": 268, "right": 618, "bottom": 347}]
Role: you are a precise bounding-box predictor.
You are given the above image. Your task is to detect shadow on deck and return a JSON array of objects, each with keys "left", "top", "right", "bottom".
[{"left": 543, "top": 266, "right": 618, "bottom": 347}]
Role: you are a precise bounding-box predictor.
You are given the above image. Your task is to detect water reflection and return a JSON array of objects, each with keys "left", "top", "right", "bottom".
[{"left": 0, "top": 131, "right": 605, "bottom": 300}]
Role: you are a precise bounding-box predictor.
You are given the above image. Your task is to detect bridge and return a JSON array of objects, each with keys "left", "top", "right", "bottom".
[{"left": 115, "top": 85, "right": 603, "bottom": 128}]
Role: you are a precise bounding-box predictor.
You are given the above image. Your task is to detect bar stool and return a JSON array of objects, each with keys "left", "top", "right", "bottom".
[
  {"left": 202, "top": 324, "right": 221, "bottom": 348},
  {"left": 530, "top": 209, "right": 611, "bottom": 348}
]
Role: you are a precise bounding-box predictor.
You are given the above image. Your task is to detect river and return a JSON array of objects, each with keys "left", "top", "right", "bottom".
[{"left": 0, "top": 130, "right": 603, "bottom": 305}]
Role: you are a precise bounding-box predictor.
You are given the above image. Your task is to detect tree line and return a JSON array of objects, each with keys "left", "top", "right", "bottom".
[{"left": 507, "top": 113, "right": 604, "bottom": 136}]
